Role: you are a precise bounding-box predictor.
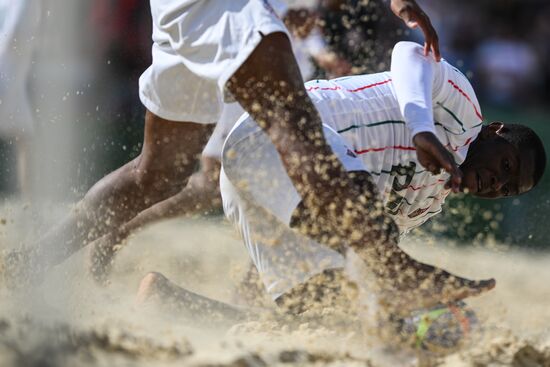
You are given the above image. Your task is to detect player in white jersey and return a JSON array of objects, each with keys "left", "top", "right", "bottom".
[
  {"left": 6, "top": 0, "right": 491, "bottom": 310},
  {"left": 87, "top": 0, "right": 351, "bottom": 282},
  {"left": 217, "top": 41, "right": 545, "bottom": 305},
  {"left": 135, "top": 41, "right": 545, "bottom": 314}
]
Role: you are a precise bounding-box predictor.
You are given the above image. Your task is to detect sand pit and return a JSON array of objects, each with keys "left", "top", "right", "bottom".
[{"left": 0, "top": 215, "right": 549, "bottom": 367}]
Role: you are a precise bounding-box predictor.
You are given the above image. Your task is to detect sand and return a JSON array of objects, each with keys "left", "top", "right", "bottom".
[{"left": 0, "top": 214, "right": 549, "bottom": 367}]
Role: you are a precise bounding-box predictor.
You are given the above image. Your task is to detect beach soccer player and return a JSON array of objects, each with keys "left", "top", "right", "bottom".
[
  {"left": 4, "top": 0, "right": 493, "bottom": 305},
  {"left": 86, "top": 0, "right": 354, "bottom": 281},
  {"left": 136, "top": 41, "right": 545, "bottom": 314}
]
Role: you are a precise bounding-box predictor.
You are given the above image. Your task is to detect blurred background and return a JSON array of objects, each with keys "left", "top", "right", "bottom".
[{"left": 0, "top": 0, "right": 549, "bottom": 249}]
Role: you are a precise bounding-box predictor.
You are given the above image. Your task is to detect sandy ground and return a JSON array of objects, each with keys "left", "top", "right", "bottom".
[{"left": 0, "top": 211, "right": 549, "bottom": 367}]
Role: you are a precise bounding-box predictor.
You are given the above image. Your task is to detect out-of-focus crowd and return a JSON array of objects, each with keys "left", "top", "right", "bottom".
[{"left": 423, "top": 0, "right": 550, "bottom": 107}]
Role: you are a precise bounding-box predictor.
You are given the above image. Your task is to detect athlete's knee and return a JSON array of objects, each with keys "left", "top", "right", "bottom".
[{"left": 131, "top": 154, "right": 190, "bottom": 195}]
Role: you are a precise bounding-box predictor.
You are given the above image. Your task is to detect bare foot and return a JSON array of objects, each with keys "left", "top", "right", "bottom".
[
  {"left": 367, "top": 253, "right": 496, "bottom": 313},
  {"left": 136, "top": 272, "right": 166, "bottom": 304},
  {"left": 135, "top": 272, "right": 251, "bottom": 324}
]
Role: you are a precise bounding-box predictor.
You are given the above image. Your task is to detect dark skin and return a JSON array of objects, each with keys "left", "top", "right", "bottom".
[
  {"left": 137, "top": 123, "right": 539, "bottom": 314},
  {"left": 104, "top": 2, "right": 488, "bottom": 307},
  {"left": 3, "top": 0, "right": 493, "bottom": 309},
  {"left": 281, "top": 121, "right": 538, "bottom": 311},
  {"left": 459, "top": 122, "right": 535, "bottom": 198},
  {"left": 393, "top": 0, "right": 464, "bottom": 193},
  {"left": 391, "top": 0, "right": 441, "bottom": 61}
]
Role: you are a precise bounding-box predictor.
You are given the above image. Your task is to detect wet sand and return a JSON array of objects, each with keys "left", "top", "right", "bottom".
[{"left": 0, "top": 215, "right": 549, "bottom": 367}]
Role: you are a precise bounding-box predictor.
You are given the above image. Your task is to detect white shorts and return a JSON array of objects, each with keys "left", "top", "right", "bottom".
[
  {"left": 220, "top": 115, "right": 365, "bottom": 299},
  {"left": 139, "top": 0, "right": 288, "bottom": 124},
  {"left": 202, "top": 102, "right": 244, "bottom": 159}
]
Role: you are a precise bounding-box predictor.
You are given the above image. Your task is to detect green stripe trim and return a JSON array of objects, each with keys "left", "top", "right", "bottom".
[
  {"left": 436, "top": 102, "right": 485, "bottom": 132},
  {"left": 435, "top": 122, "right": 465, "bottom": 136},
  {"left": 337, "top": 120, "right": 405, "bottom": 134},
  {"left": 436, "top": 102, "right": 466, "bottom": 132},
  {"left": 435, "top": 121, "right": 483, "bottom": 136}
]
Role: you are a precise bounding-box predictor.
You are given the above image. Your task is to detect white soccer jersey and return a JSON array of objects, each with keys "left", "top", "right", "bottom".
[
  {"left": 221, "top": 42, "right": 484, "bottom": 298},
  {"left": 305, "top": 43, "right": 483, "bottom": 234}
]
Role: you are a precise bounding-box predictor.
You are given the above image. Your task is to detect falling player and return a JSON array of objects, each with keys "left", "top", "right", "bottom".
[
  {"left": 135, "top": 41, "right": 545, "bottom": 313},
  {"left": 6, "top": 1, "right": 491, "bottom": 308}
]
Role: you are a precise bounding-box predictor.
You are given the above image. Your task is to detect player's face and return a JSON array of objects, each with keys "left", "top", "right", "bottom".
[{"left": 459, "top": 123, "right": 535, "bottom": 199}]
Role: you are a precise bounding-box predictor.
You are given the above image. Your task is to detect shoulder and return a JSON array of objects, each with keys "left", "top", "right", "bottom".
[
  {"left": 392, "top": 41, "right": 425, "bottom": 55},
  {"left": 435, "top": 61, "right": 483, "bottom": 124}
]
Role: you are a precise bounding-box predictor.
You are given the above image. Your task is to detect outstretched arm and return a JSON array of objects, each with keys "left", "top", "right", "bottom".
[
  {"left": 391, "top": 41, "right": 463, "bottom": 192},
  {"left": 390, "top": 0, "right": 440, "bottom": 61}
]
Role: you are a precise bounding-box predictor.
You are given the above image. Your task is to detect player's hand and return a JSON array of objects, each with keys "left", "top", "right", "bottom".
[
  {"left": 390, "top": 0, "right": 441, "bottom": 61},
  {"left": 413, "top": 132, "right": 462, "bottom": 192}
]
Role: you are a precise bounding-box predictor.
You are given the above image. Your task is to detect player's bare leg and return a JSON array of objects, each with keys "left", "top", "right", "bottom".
[
  {"left": 17, "top": 111, "right": 214, "bottom": 280},
  {"left": 226, "top": 33, "right": 494, "bottom": 310},
  {"left": 136, "top": 272, "right": 251, "bottom": 325},
  {"left": 88, "top": 156, "right": 222, "bottom": 283}
]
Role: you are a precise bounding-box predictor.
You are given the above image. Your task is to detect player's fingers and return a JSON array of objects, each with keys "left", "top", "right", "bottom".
[
  {"left": 417, "top": 17, "right": 440, "bottom": 61},
  {"left": 447, "top": 163, "right": 462, "bottom": 193},
  {"left": 431, "top": 35, "right": 441, "bottom": 61},
  {"left": 416, "top": 148, "right": 441, "bottom": 175},
  {"left": 427, "top": 29, "right": 441, "bottom": 61},
  {"left": 406, "top": 19, "right": 419, "bottom": 29},
  {"left": 444, "top": 172, "right": 462, "bottom": 191},
  {"left": 430, "top": 146, "right": 462, "bottom": 192}
]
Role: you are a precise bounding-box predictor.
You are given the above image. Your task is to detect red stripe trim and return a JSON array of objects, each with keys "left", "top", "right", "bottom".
[
  {"left": 447, "top": 137, "right": 473, "bottom": 152},
  {"left": 408, "top": 179, "right": 447, "bottom": 191},
  {"left": 347, "top": 79, "right": 393, "bottom": 92},
  {"left": 354, "top": 145, "right": 416, "bottom": 155},
  {"left": 447, "top": 80, "right": 483, "bottom": 121},
  {"left": 306, "top": 79, "right": 392, "bottom": 93}
]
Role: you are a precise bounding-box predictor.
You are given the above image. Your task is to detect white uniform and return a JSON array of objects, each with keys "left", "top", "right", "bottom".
[
  {"left": 221, "top": 42, "right": 484, "bottom": 299},
  {"left": 200, "top": 0, "right": 326, "bottom": 159},
  {"left": 202, "top": 102, "right": 244, "bottom": 159},
  {"left": 221, "top": 116, "right": 363, "bottom": 298},
  {"left": 139, "top": 0, "right": 288, "bottom": 124},
  {"left": 0, "top": 0, "right": 41, "bottom": 138}
]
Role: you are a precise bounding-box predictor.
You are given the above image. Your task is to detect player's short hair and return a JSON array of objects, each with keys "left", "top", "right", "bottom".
[{"left": 500, "top": 124, "right": 546, "bottom": 188}]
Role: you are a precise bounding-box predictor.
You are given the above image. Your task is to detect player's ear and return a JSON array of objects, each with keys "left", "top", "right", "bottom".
[{"left": 479, "top": 122, "right": 505, "bottom": 140}]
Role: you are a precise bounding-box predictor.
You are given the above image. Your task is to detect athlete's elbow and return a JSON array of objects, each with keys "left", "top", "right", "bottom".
[{"left": 392, "top": 41, "right": 425, "bottom": 60}]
